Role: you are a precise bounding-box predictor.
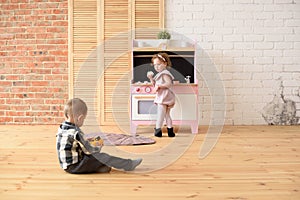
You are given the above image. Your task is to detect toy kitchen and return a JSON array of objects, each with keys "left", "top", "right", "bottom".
[{"left": 130, "top": 39, "right": 198, "bottom": 135}]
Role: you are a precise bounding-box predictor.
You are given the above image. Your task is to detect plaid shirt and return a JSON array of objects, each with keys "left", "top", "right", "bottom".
[{"left": 56, "top": 121, "right": 101, "bottom": 169}]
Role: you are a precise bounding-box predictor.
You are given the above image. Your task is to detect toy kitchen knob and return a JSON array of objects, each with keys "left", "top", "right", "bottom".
[
  {"left": 135, "top": 87, "right": 141, "bottom": 93},
  {"left": 145, "top": 86, "right": 151, "bottom": 93}
]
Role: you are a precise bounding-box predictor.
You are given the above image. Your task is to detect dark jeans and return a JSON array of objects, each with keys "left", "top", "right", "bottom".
[{"left": 65, "top": 152, "right": 132, "bottom": 174}]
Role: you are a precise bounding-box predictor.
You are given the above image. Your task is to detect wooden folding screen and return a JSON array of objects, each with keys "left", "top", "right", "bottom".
[{"left": 69, "top": 0, "right": 164, "bottom": 126}]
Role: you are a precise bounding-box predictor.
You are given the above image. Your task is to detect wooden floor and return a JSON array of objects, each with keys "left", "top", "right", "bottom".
[{"left": 0, "top": 125, "right": 300, "bottom": 200}]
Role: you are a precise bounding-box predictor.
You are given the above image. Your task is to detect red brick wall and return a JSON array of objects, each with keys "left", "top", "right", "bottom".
[{"left": 0, "top": 0, "right": 68, "bottom": 124}]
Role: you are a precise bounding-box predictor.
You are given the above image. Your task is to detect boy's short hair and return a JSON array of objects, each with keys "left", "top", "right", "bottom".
[{"left": 64, "top": 98, "right": 88, "bottom": 119}]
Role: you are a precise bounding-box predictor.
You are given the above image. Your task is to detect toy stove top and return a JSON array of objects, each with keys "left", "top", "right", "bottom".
[{"left": 131, "top": 81, "right": 155, "bottom": 94}]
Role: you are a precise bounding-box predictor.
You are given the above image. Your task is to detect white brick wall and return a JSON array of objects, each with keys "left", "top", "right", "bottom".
[{"left": 166, "top": 0, "right": 300, "bottom": 125}]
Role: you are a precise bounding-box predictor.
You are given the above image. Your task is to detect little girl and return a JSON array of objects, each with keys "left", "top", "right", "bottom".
[{"left": 147, "top": 53, "right": 176, "bottom": 137}]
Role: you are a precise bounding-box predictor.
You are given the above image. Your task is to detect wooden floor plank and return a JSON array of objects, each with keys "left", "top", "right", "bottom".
[{"left": 0, "top": 125, "right": 300, "bottom": 199}]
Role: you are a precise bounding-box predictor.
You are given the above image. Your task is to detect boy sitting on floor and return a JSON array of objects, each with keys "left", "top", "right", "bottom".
[{"left": 56, "top": 98, "right": 142, "bottom": 174}]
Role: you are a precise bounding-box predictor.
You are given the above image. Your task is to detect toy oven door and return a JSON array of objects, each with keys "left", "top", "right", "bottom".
[{"left": 131, "top": 94, "right": 157, "bottom": 120}]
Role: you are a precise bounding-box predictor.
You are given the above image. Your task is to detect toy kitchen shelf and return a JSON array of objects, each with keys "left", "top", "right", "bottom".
[{"left": 130, "top": 39, "right": 199, "bottom": 135}]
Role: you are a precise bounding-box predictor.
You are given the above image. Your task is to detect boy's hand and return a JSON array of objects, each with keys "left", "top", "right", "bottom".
[{"left": 87, "top": 136, "right": 104, "bottom": 147}]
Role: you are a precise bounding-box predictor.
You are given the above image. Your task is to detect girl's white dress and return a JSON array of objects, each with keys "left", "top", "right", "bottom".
[{"left": 153, "top": 69, "right": 175, "bottom": 107}]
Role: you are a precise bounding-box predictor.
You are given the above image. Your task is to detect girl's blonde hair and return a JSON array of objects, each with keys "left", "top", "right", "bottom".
[
  {"left": 151, "top": 53, "right": 172, "bottom": 67},
  {"left": 64, "top": 98, "right": 88, "bottom": 119}
]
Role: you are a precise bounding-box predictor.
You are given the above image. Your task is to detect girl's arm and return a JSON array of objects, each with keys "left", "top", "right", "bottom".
[
  {"left": 156, "top": 74, "right": 172, "bottom": 89},
  {"left": 150, "top": 78, "right": 155, "bottom": 86},
  {"left": 147, "top": 71, "right": 155, "bottom": 86}
]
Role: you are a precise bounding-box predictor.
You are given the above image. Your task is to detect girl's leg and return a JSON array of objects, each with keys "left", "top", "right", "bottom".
[
  {"left": 154, "top": 104, "right": 166, "bottom": 137},
  {"left": 165, "top": 106, "right": 172, "bottom": 128},
  {"left": 166, "top": 106, "right": 175, "bottom": 137},
  {"left": 156, "top": 104, "right": 166, "bottom": 129}
]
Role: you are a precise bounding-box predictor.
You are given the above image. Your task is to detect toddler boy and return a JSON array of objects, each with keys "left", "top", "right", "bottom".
[{"left": 56, "top": 98, "right": 142, "bottom": 174}]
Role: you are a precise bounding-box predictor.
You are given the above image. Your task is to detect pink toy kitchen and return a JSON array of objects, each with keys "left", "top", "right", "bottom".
[{"left": 130, "top": 39, "right": 198, "bottom": 135}]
